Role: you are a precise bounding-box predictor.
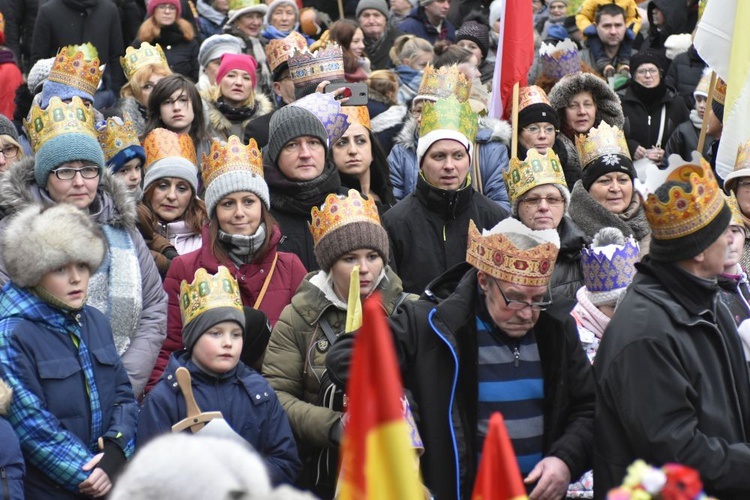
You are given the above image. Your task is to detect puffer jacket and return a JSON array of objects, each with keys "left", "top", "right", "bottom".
[
  {"left": 139, "top": 352, "right": 301, "bottom": 485},
  {"left": 0, "top": 378, "right": 24, "bottom": 500},
  {"left": 204, "top": 92, "right": 274, "bottom": 142},
  {"left": 0, "top": 157, "right": 168, "bottom": 398},
  {"left": 150, "top": 223, "right": 306, "bottom": 391},
  {"left": 388, "top": 116, "right": 512, "bottom": 212},
  {"left": 664, "top": 117, "right": 716, "bottom": 163},
  {"left": 0, "top": 283, "right": 137, "bottom": 499}
]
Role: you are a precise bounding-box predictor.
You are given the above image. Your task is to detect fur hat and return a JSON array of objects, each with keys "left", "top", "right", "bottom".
[
  {"left": 548, "top": 72, "right": 625, "bottom": 131},
  {"left": 356, "top": 0, "right": 389, "bottom": 19},
  {"left": 148, "top": 0, "right": 182, "bottom": 18},
  {"left": 2, "top": 204, "right": 105, "bottom": 288}
]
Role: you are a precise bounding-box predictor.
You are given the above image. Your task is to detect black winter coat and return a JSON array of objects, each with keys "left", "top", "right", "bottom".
[
  {"left": 133, "top": 25, "right": 199, "bottom": 82},
  {"left": 594, "top": 258, "right": 750, "bottom": 499},
  {"left": 550, "top": 216, "right": 588, "bottom": 301},
  {"left": 0, "top": 0, "right": 39, "bottom": 71},
  {"left": 620, "top": 84, "right": 689, "bottom": 156},
  {"left": 389, "top": 264, "right": 595, "bottom": 500},
  {"left": 382, "top": 175, "right": 507, "bottom": 294},
  {"left": 663, "top": 119, "right": 716, "bottom": 163},
  {"left": 664, "top": 46, "right": 706, "bottom": 109}
]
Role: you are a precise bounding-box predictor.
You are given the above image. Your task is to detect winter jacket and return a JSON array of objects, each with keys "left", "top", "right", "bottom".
[
  {"left": 382, "top": 174, "right": 507, "bottom": 294},
  {"left": 150, "top": 223, "right": 306, "bottom": 391},
  {"left": 398, "top": 6, "right": 456, "bottom": 45},
  {"left": 664, "top": 116, "right": 716, "bottom": 163},
  {"left": 388, "top": 116, "right": 512, "bottom": 212},
  {"left": 619, "top": 83, "right": 690, "bottom": 156},
  {"left": 0, "top": 378, "right": 24, "bottom": 500},
  {"left": 550, "top": 216, "right": 588, "bottom": 300},
  {"left": 363, "top": 24, "right": 404, "bottom": 71},
  {"left": 664, "top": 46, "right": 706, "bottom": 109},
  {"left": 642, "top": 0, "right": 689, "bottom": 55},
  {"left": 370, "top": 103, "right": 408, "bottom": 157},
  {"left": 139, "top": 352, "right": 300, "bottom": 485},
  {"left": 0, "top": 283, "right": 137, "bottom": 499},
  {"left": 0, "top": 0, "right": 39, "bottom": 70},
  {"left": 388, "top": 263, "right": 595, "bottom": 500},
  {"left": 133, "top": 24, "right": 200, "bottom": 82},
  {"left": 594, "top": 258, "right": 750, "bottom": 499},
  {"left": 0, "top": 54, "right": 23, "bottom": 119},
  {"left": 0, "top": 158, "right": 168, "bottom": 398},
  {"left": 394, "top": 64, "right": 422, "bottom": 106},
  {"left": 204, "top": 92, "right": 274, "bottom": 142},
  {"left": 244, "top": 108, "right": 276, "bottom": 150},
  {"left": 31, "top": 0, "right": 126, "bottom": 91}
]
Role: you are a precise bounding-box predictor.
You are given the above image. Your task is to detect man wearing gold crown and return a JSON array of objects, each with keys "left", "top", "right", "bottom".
[{"left": 594, "top": 155, "right": 750, "bottom": 499}]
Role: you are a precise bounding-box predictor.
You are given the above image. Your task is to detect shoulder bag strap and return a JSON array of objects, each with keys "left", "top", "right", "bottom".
[
  {"left": 318, "top": 316, "right": 339, "bottom": 345},
  {"left": 252, "top": 253, "right": 279, "bottom": 309}
]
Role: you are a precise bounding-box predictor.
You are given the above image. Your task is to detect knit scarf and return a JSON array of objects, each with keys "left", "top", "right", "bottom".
[
  {"left": 218, "top": 222, "right": 266, "bottom": 266},
  {"left": 262, "top": 25, "right": 293, "bottom": 40},
  {"left": 569, "top": 181, "right": 651, "bottom": 242},
  {"left": 265, "top": 160, "right": 342, "bottom": 216},
  {"left": 216, "top": 98, "right": 259, "bottom": 123},
  {"left": 629, "top": 80, "right": 667, "bottom": 107},
  {"left": 689, "top": 109, "right": 703, "bottom": 129}
]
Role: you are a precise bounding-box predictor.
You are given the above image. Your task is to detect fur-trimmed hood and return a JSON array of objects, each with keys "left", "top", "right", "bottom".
[
  {"left": 0, "top": 157, "right": 138, "bottom": 230},
  {"left": 394, "top": 115, "right": 512, "bottom": 150},
  {"left": 548, "top": 72, "right": 625, "bottom": 132},
  {"left": 0, "top": 378, "right": 10, "bottom": 416},
  {"left": 370, "top": 104, "right": 407, "bottom": 134},
  {"left": 205, "top": 93, "right": 274, "bottom": 136},
  {"left": 113, "top": 97, "right": 148, "bottom": 137}
]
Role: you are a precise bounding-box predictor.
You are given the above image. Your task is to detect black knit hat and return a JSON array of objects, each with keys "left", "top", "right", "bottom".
[
  {"left": 267, "top": 105, "right": 329, "bottom": 165},
  {"left": 456, "top": 20, "right": 491, "bottom": 60},
  {"left": 518, "top": 103, "right": 560, "bottom": 130},
  {"left": 581, "top": 155, "right": 636, "bottom": 191},
  {"left": 631, "top": 49, "right": 665, "bottom": 73}
]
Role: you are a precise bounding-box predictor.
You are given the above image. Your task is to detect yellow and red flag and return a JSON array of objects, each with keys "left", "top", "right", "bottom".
[
  {"left": 337, "top": 291, "right": 423, "bottom": 500},
  {"left": 472, "top": 412, "right": 529, "bottom": 500}
]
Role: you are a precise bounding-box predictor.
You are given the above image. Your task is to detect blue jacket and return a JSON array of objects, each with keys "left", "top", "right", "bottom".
[
  {"left": 0, "top": 380, "right": 24, "bottom": 500},
  {"left": 0, "top": 283, "right": 137, "bottom": 499},
  {"left": 398, "top": 6, "right": 455, "bottom": 44},
  {"left": 388, "top": 117, "right": 512, "bottom": 213},
  {"left": 139, "top": 352, "right": 301, "bottom": 486}
]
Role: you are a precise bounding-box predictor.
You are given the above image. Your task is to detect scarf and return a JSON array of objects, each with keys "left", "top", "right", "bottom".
[
  {"left": 158, "top": 23, "right": 190, "bottom": 45},
  {"left": 216, "top": 98, "right": 259, "bottom": 123},
  {"left": 218, "top": 222, "right": 266, "bottom": 266},
  {"left": 630, "top": 80, "right": 667, "bottom": 108},
  {"left": 262, "top": 25, "right": 293, "bottom": 40},
  {"left": 690, "top": 109, "right": 703, "bottom": 129},
  {"left": 569, "top": 180, "right": 651, "bottom": 242},
  {"left": 264, "top": 159, "right": 342, "bottom": 216}
]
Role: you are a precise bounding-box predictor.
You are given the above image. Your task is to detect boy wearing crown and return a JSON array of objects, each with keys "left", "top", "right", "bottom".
[
  {"left": 594, "top": 156, "right": 750, "bottom": 498},
  {"left": 138, "top": 266, "right": 300, "bottom": 486}
]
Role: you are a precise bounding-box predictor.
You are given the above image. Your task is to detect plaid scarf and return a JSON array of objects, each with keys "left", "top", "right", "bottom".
[{"left": 218, "top": 222, "right": 267, "bottom": 266}]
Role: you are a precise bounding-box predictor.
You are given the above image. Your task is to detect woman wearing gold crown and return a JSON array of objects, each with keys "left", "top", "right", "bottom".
[
  {"left": 263, "top": 189, "right": 413, "bottom": 498},
  {"left": 0, "top": 96, "right": 168, "bottom": 399}
]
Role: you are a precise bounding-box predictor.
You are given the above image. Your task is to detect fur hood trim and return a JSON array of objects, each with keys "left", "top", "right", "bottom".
[
  {"left": 0, "top": 157, "right": 138, "bottom": 230},
  {"left": 478, "top": 116, "right": 512, "bottom": 145},
  {"left": 115, "top": 97, "right": 148, "bottom": 137},
  {"left": 206, "top": 93, "right": 274, "bottom": 134},
  {"left": 370, "top": 105, "right": 408, "bottom": 134},
  {"left": 394, "top": 115, "right": 511, "bottom": 149},
  {"left": 394, "top": 116, "right": 419, "bottom": 150},
  {"left": 0, "top": 378, "right": 11, "bottom": 416},
  {"left": 548, "top": 73, "right": 625, "bottom": 129}
]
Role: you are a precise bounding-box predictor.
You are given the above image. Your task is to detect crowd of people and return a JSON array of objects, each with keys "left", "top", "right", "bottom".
[{"left": 1, "top": 0, "right": 749, "bottom": 499}]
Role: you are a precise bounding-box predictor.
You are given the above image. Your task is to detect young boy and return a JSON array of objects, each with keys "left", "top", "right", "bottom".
[
  {"left": 137, "top": 266, "right": 300, "bottom": 486},
  {"left": 0, "top": 204, "right": 138, "bottom": 499}
]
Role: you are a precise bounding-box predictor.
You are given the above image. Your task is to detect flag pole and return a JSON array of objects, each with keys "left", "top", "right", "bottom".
[
  {"left": 697, "top": 71, "right": 716, "bottom": 156},
  {"left": 511, "top": 82, "right": 520, "bottom": 159}
]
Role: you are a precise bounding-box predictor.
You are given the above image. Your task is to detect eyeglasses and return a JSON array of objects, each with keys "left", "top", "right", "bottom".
[
  {"left": 519, "top": 195, "right": 565, "bottom": 206},
  {"left": 156, "top": 3, "right": 177, "bottom": 11},
  {"left": 0, "top": 145, "right": 19, "bottom": 158},
  {"left": 493, "top": 279, "right": 552, "bottom": 311},
  {"left": 51, "top": 166, "right": 100, "bottom": 180},
  {"left": 523, "top": 125, "right": 556, "bottom": 136},
  {"left": 635, "top": 68, "right": 659, "bottom": 76}
]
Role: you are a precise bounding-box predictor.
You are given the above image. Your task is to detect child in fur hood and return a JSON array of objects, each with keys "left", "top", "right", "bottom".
[{"left": 0, "top": 204, "right": 138, "bottom": 499}]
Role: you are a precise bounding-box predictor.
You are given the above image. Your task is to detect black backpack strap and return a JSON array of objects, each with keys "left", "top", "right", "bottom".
[
  {"left": 391, "top": 292, "right": 411, "bottom": 315},
  {"left": 318, "top": 317, "right": 339, "bottom": 345}
]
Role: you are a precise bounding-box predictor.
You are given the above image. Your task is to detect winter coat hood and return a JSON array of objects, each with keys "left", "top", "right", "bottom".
[{"left": 548, "top": 72, "right": 625, "bottom": 135}]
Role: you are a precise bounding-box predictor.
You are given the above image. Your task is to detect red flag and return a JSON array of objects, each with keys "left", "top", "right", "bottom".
[
  {"left": 472, "top": 412, "right": 529, "bottom": 500},
  {"left": 338, "top": 292, "right": 422, "bottom": 499},
  {"left": 488, "top": 0, "right": 535, "bottom": 119}
]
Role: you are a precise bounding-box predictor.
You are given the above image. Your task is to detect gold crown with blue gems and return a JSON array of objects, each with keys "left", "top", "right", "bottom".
[
  {"left": 48, "top": 43, "right": 102, "bottom": 97},
  {"left": 309, "top": 189, "right": 382, "bottom": 246},
  {"left": 180, "top": 266, "right": 243, "bottom": 326},
  {"left": 575, "top": 121, "right": 631, "bottom": 169},
  {"left": 24, "top": 96, "right": 97, "bottom": 153},
  {"left": 96, "top": 113, "right": 141, "bottom": 163},
  {"left": 120, "top": 42, "right": 168, "bottom": 80},
  {"left": 201, "top": 135, "right": 263, "bottom": 187},
  {"left": 504, "top": 148, "right": 566, "bottom": 202},
  {"left": 419, "top": 95, "right": 478, "bottom": 141}
]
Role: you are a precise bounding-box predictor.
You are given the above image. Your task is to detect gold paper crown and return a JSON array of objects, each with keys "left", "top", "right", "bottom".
[
  {"left": 120, "top": 42, "right": 168, "bottom": 81},
  {"left": 419, "top": 95, "right": 478, "bottom": 142},
  {"left": 575, "top": 121, "right": 631, "bottom": 168},
  {"left": 179, "top": 266, "right": 243, "bottom": 326},
  {"left": 643, "top": 154, "right": 726, "bottom": 240},
  {"left": 518, "top": 86, "right": 551, "bottom": 112},
  {"left": 228, "top": 0, "right": 262, "bottom": 9},
  {"left": 340, "top": 105, "right": 371, "bottom": 130},
  {"left": 416, "top": 65, "right": 472, "bottom": 103},
  {"left": 504, "top": 148, "right": 566, "bottom": 202},
  {"left": 48, "top": 43, "right": 102, "bottom": 97},
  {"left": 201, "top": 136, "right": 263, "bottom": 188},
  {"left": 309, "top": 189, "right": 382, "bottom": 246},
  {"left": 24, "top": 96, "right": 97, "bottom": 153},
  {"left": 726, "top": 193, "right": 744, "bottom": 227},
  {"left": 142, "top": 128, "right": 197, "bottom": 168},
  {"left": 713, "top": 78, "right": 726, "bottom": 105},
  {"left": 266, "top": 31, "right": 309, "bottom": 73},
  {"left": 96, "top": 114, "right": 142, "bottom": 163},
  {"left": 735, "top": 139, "right": 750, "bottom": 171},
  {"left": 466, "top": 219, "right": 560, "bottom": 287}
]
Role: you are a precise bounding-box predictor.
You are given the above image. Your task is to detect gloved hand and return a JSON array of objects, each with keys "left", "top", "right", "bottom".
[{"left": 325, "top": 332, "right": 356, "bottom": 391}]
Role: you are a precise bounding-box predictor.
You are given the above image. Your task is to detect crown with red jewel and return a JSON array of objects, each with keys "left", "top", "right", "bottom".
[
  {"left": 96, "top": 114, "right": 142, "bottom": 163},
  {"left": 309, "top": 189, "right": 382, "bottom": 246},
  {"left": 48, "top": 43, "right": 103, "bottom": 98},
  {"left": 201, "top": 135, "right": 263, "bottom": 187},
  {"left": 120, "top": 42, "right": 168, "bottom": 80},
  {"left": 266, "top": 31, "right": 309, "bottom": 74}
]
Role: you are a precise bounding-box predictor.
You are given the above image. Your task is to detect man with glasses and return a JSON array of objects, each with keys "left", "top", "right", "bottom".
[{"left": 329, "top": 217, "right": 594, "bottom": 499}]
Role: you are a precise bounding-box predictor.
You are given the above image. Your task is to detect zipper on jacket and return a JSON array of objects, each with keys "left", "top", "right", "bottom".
[
  {"left": 512, "top": 346, "right": 520, "bottom": 367},
  {"left": 1, "top": 467, "right": 8, "bottom": 500}
]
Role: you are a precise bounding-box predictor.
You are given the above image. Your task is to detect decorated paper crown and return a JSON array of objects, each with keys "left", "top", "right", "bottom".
[
  {"left": 266, "top": 31, "right": 308, "bottom": 73},
  {"left": 290, "top": 92, "right": 350, "bottom": 145},
  {"left": 606, "top": 460, "right": 716, "bottom": 500},
  {"left": 228, "top": 0, "right": 263, "bottom": 9},
  {"left": 640, "top": 152, "right": 726, "bottom": 240},
  {"left": 309, "top": 189, "right": 382, "bottom": 246},
  {"left": 288, "top": 44, "right": 345, "bottom": 89},
  {"left": 539, "top": 39, "right": 581, "bottom": 80},
  {"left": 735, "top": 139, "right": 750, "bottom": 171},
  {"left": 518, "top": 85, "right": 551, "bottom": 112},
  {"left": 340, "top": 105, "right": 371, "bottom": 130},
  {"left": 48, "top": 43, "right": 102, "bottom": 98},
  {"left": 419, "top": 95, "right": 478, "bottom": 141},
  {"left": 581, "top": 235, "right": 639, "bottom": 294},
  {"left": 504, "top": 148, "right": 566, "bottom": 202},
  {"left": 142, "top": 128, "right": 197, "bottom": 168},
  {"left": 24, "top": 96, "right": 97, "bottom": 153},
  {"left": 576, "top": 121, "right": 631, "bottom": 168},
  {"left": 179, "top": 266, "right": 243, "bottom": 327},
  {"left": 96, "top": 114, "right": 141, "bottom": 163},
  {"left": 201, "top": 135, "right": 263, "bottom": 187},
  {"left": 466, "top": 219, "right": 560, "bottom": 287},
  {"left": 726, "top": 193, "right": 744, "bottom": 227},
  {"left": 713, "top": 78, "right": 726, "bottom": 105},
  {"left": 120, "top": 42, "right": 168, "bottom": 81},
  {"left": 0, "top": 12, "right": 5, "bottom": 34},
  {"left": 416, "top": 64, "right": 472, "bottom": 103}
]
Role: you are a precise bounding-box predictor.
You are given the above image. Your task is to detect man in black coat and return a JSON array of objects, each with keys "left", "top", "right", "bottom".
[
  {"left": 594, "top": 158, "right": 750, "bottom": 499},
  {"left": 0, "top": 0, "right": 39, "bottom": 72}
]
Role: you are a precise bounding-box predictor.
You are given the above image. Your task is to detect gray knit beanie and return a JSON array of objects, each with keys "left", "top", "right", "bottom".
[
  {"left": 0, "top": 115, "right": 18, "bottom": 142},
  {"left": 198, "top": 34, "right": 246, "bottom": 70},
  {"left": 268, "top": 106, "right": 329, "bottom": 165},
  {"left": 183, "top": 307, "right": 246, "bottom": 353},
  {"left": 356, "top": 0, "right": 389, "bottom": 18},
  {"left": 27, "top": 57, "right": 55, "bottom": 95},
  {"left": 205, "top": 171, "right": 270, "bottom": 217},
  {"left": 143, "top": 157, "right": 200, "bottom": 193},
  {"left": 314, "top": 220, "right": 390, "bottom": 272}
]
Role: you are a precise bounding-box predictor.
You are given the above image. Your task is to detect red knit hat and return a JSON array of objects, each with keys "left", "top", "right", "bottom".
[
  {"left": 216, "top": 53, "right": 258, "bottom": 88},
  {"left": 147, "top": 0, "right": 182, "bottom": 18}
]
